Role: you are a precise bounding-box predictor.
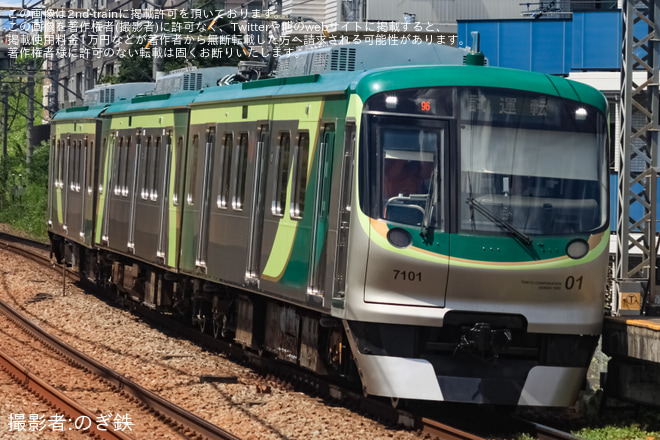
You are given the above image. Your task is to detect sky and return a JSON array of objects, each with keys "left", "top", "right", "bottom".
[{"left": 0, "top": 0, "right": 25, "bottom": 8}]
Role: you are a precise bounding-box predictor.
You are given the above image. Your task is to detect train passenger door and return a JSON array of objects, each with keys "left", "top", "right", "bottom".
[
  {"left": 79, "top": 137, "right": 88, "bottom": 240},
  {"left": 195, "top": 126, "right": 215, "bottom": 270},
  {"left": 246, "top": 124, "right": 269, "bottom": 281},
  {"left": 157, "top": 130, "right": 172, "bottom": 262},
  {"left": 127, "top": 131, "right": 142, "bottom": 253},
  {"left": 63, "top": 136, "right": 71, "bottom": 233},
  {"left": 307, "top": 124, "right": 335, "bottom": 300}
]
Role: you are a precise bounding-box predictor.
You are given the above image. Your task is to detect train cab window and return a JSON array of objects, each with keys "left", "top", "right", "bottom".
[
  {"left": 371, "top": 118, "right": 444, "bottom": 229},
  {"left": 290, "top": 132, "right": 309, "bottom": 220},
  {"left": 217, "top": 133, "right": 233, "bottom": 209},
  {"left": 187, "top": 134, "right": 200, "bottom": 205},
  {"left": 232, "top": 133, "right": 248, "bottom": 211},
  {"left": 272, "top": 132, "right": 290, "bottom": 217},
  {"left": 173, "top": 136, "right": 183, "bottom": 205}
]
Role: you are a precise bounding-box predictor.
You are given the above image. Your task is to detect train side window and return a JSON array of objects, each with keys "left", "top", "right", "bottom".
[
  {"left": 173, "top": 136, "right": 183, "bottom": 205},
  {"left": 217, "top": 133, "right": 233, "bottom": 209},
  {"left": 272, "top": 132, "right": 290, "bottom": 217},
  {"left": 290, "top": 132, "right": 309, "bottom": 220},
  {"left": 151, "top": 136, "right": 161, "bottom": 201},
  {"left": 232, "top": 133, "right": 248, "bottom": 211},
  {"left": 188, "top": 134, "right": 200, "bottom": 205}
]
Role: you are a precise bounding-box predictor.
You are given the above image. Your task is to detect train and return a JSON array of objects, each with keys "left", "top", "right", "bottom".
[{"left": 47, "top": 40, "right": 610, "bottom": 406}]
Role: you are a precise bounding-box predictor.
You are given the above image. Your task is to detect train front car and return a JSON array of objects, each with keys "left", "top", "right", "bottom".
[{"left": 341, "top": 66, "right": 609, "bottom": 406}]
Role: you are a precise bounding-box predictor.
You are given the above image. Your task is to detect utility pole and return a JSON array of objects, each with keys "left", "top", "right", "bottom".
[
  {"left": 616, "top": 0, "right": 660, "bottom": 315},
  {"left": 152, "top": 0, "right": 166, "bottom": 81}
]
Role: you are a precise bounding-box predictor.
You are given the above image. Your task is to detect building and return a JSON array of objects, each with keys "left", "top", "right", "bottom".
[{"left": 37, "top": 0, "right": 619, "bottom": 113}]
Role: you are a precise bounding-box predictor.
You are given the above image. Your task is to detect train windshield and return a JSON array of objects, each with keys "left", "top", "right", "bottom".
[
  {"left": 362, "top": 86, "right": 608, "bottom": 237},
  {"left": 460, "top": 88, "right": 608, "bottom": 236}
]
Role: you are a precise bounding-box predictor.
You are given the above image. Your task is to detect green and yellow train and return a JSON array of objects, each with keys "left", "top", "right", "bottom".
[{"left": 48, "top": 42, "right": 609, "bottom": 406}]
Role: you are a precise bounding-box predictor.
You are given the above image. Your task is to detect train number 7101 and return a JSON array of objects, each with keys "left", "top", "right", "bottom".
[{"left": 393, "top": 270, "right": 422, "bottom": 282}]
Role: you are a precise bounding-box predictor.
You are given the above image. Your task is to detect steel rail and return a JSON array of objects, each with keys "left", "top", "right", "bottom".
[
  {"left": 421, "top": 417, "right": 489, "bottom": 440},
  {"left": 0, "top": 278, "right": 241, "bottom": 440},
  {"left": 0, "top": 346, "right": 134, "bottom": 440}
]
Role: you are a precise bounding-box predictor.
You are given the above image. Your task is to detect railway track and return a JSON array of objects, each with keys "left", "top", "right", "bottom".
[
  {"left": 0, "top": 231, "right": 583, "bottom": 440},
  {"left": 0, "top": 346, "right": 133, "bottom": 439}
]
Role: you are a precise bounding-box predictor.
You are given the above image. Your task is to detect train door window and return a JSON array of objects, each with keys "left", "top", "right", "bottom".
[
  {"left": 151, "top": 136, "right": 161, "bottom": 201},
  {"left": 68, "top": 139, "right": 75, "bottom": 191},
  {"left": 217, "top": 133, "right": 233, "bottom": 209},
  {"left": 76, "top": 140, "right": 82, "bottom": 191},
  {"left": 50, "top": 137, "right": 56, "bottom": 188},
  {"left": 290, "top": 132, "right": 309, "bottom": 220},
  {"left": 232, "top": 133, "right": 248, "bottom": 211},
  {"left": 86, "top": 139, "right": 92, "bottom": 194},
  {"left": 61, "top": 139, "right": 66, "bottom": 189},
  {"left": 204, "top": 127, "right": 216, "bottom": 204},
  {"left": 112, "top": 136, "right": 121, "bottom": 195},
  {"left": 66, "top": 137, "right": 73, "bottom": 191},
  {"left": 173, "top": 136, "right": 183, "bottom": 205},
  {"left": 115, "top": 136, "right": 125, "bottom": 195},
  {"left": 272, "top": 132, "right": 290, "bottom": 216},
  {"left": 55, "top": 140, "right": 61, "bottom": 188},
  {"left": 187, "top": 134, "right": 200, "bottom": 205},
  {"left": 123, "top": 136, "right": 132, "bottom": 196},
  {"left": 99, "top": 137, "right": 107, "bottom": 194},
  {"left": 140, "top": 136, "right": 151, "bottom": 200}
]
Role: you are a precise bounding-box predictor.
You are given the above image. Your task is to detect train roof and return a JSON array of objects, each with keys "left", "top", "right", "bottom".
[
  {"left": 103, "top": 90, "right": 201, "bottom": 114},
  {"left": 192, "top": 71, "right": 362, "bottom": 105},
  {"left": 193, "top": 65, "right": 607, "bottom": 114},
  {"left": 52, "top": 63, "right": 607, "bottom": 121},
  {"left": 52, "top": 104, "right": 107, "bottom": 121}
]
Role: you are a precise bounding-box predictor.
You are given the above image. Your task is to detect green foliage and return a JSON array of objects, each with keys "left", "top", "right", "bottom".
[
  {"left": 573, "top": 425, "right": 660, "bottom": 440},
  {"left": 0, "top": 59, "right": 50, "bottom": 240},
  {"left": 118, "top": 54, "right": 154, "bottom": 83},
  {"left": 122, "top": 1, "right": 243, "bottom": 78},
  {"left": 97, "top": 75, "right": 120, "bottom": 85}
]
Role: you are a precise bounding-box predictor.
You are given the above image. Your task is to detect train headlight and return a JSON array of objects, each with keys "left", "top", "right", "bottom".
[
  {"left": 387, "top": 228, "right": 412, "bottom": 248},
  {"left": 566, "top": 239, "right": 589, "bottom": 259}
]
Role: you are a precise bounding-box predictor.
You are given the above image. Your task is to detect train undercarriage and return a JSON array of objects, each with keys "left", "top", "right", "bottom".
[{"left": 51, "top": 235, "right": 354, "bottom": 383}]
